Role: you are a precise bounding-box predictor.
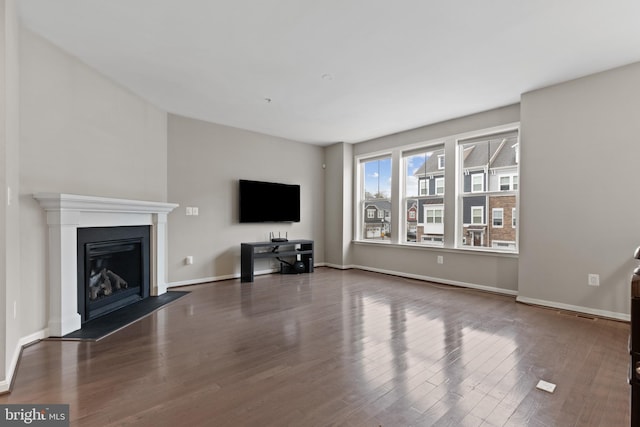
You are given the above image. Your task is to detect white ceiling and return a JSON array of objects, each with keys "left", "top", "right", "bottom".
[{"left": 17, "top": 0, "right": 640, "bottom": 145}]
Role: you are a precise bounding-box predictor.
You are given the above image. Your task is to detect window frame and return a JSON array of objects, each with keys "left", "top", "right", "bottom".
[
  {"left": 401, "top": 143, "right": 446, "bottom": 246},
  {"left": 456, "top": 126, "right": 520, "bottom": 253},
  {"left": 356, "top": 154, "right": 393, "bottom": 242},
  {"left": 471, "top": 173, "right": 484, "bottom": 193},
  {"left": 471, "top": 206, "right": 484, "bottom": 225},
  {"left": 492, "top": 208, "right": 504, "bottom": 228},
  {"left": 498, "top": 174, "right": 518, "bottom": 191},
  {"left": 435, "top": 177, "right": 444, "bottom": 196},
  {"left": 425, "top": 206, "right": 444, "bottom": 224},
  {"left": 354, "top": 122, "right": 519, "bottom": 255},
  {"left": 419, "top": 178, "right": 429, "bottom": 196}
]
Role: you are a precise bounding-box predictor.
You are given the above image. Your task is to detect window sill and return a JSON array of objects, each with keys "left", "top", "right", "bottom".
[{"left": 352, "top": 240, "right": 518, "bottom": 258}]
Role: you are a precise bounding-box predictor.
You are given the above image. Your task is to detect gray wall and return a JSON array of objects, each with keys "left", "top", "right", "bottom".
[
  {"left": 167, "top": 114, "right": 325, "bottom": 284},
  {"left": 518, "top": 62, "right": 640, "bottom": 318},
  {"left": 0, "top": 0, "right": 20, "bottom": 390},
  {"left": 324, "top": 142, "right": 353, "bottom": 268},
  {"left": 18, "top": 27, "right": 168, "bottom": 339},
  {"left": 351, "top": 105, "right": 521, "bottom": 294}
]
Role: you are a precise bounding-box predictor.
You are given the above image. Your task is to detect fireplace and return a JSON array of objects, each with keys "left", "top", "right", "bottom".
[
  {"left": 34, "top": 193, "right": 178, "bottom": 337},
  {"left": 77, "top": 226, "right": 151, "bottom": 322}
]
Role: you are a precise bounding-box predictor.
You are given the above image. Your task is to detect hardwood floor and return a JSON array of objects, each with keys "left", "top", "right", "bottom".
[{"left": 0, "top": 268, "right": 630, "bottom": 426}]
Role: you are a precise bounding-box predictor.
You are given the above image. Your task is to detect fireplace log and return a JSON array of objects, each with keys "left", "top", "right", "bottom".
[
  {"left": 89, "top": 284, "right": 101, "bottom": 300},
  {"left": 100, "top": 269, "right": 112, "bottom": 295},
  {"left": 106, "top": 270, "right": 128, "bottom": 290}
]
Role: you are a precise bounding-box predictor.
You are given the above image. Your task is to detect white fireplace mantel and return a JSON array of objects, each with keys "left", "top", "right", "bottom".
[{"left": 34, "top": 193, "right": 179, "bottom": 337}]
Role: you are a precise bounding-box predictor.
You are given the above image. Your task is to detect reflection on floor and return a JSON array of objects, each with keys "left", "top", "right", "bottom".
[{"left": 1, "top": 268, "right": 629, "bottom": 426}]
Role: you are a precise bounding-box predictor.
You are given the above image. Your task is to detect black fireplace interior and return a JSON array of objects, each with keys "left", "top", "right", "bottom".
[{"left": 77, "top": 226, "right": 150, "bottom": 323}]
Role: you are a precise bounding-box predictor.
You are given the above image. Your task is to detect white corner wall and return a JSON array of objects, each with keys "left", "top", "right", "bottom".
[
  {"left": 0, "top": 0, "right": 20, "bottom": 392},
  {"left": 324, "top": 142, "right": 353, "bottom": 268},
  {"left": 167, "top": 114, "right": 325, "bottom": 285},
  {"left": 518, "top": 62, "right": 640, "bottom": 320}
]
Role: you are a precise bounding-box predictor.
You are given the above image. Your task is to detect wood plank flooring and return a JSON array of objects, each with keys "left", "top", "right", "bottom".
[{"left": 0, "top": 268, "right": 631, "bottom": 426}]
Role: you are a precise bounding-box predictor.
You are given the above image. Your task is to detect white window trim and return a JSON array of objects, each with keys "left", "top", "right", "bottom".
[
  {"left": 425, "top": 206, "right": 444, "bottom": 224},
  {"left": 498, "top": 174, "right": 518, "bottom": 191},
  {"left": 492, "top": 208, "right": 504, "bottom": 228},
  {"left": 355, "top": 152, "right": 393, "bottom": 242},
  {"left": 492, "top": 240, "right": 516, "bottom": 249},
  {"left": 512, "top": 207, "right": 516, "bottom": 228},
  {"left": 435, "top": 177, "right": 444, "bottom": 195},
  {"left": 419, "top": 178, "right": 430, "bottom": 196},
  {"left": 367, "top": 209, "right": 375, "bottom": 219},
  {"left": 422, "top": 235, "right": 444, "bottom": 243},
  {"left": 471, "top": 173, "right": 484, "bottom": 193},
  {"left": 437, "top": 154, "right": 445, "bottom": 170},
  {"left": 354, "top": 122, "right": 519, "bottom": 254},
  {"left": 471, "top": 206, "right": 484, "bottom": 225}
]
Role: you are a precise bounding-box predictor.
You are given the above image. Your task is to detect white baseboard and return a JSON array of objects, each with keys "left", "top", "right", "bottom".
[
  {"left": 168, "top": 264, "right": 517, "bottom": 298},
  {"left": 516, "top": 295, "right": 629, "bottom": 322},
  {"left": 167, "top": 267, "right": 284, "bottom": 288},
  {"left": 167, "top": 264, "right": 332, "bottom": 288},
  {"left": 350, "top": 264, "right": 519, "bottom": 297},
  {"left": 0, "top": 329, "right": 47, "bottom": 393},
  {"left": 168, "top": 265, "right": 629, "bottom": 321},
  {"left": 323, "top": 263, "right": 355, "bottom": 270}
]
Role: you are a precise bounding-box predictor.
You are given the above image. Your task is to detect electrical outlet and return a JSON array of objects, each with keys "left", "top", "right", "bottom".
[
  {"left": 185, "top": 256, "right": 194, "bottom": 265},
  {"left": 588, "top": 273, "right": 600, "bottom": 286},
  {"left": 437, "top": 255, "right": 444, "bottom": 265}
]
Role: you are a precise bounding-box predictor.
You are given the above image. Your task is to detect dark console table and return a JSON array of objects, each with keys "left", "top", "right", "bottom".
[{"left": 241, "top": 240, "right": 314, "bottom": 282}]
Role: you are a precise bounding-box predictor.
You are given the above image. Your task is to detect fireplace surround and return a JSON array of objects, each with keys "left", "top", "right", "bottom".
[{"left": 34, "top": 193, "right": 178, "bottom": 337}]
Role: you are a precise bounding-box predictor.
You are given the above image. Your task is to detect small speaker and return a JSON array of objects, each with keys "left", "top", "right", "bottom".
[{"left": 293, "top": 261, "right": 306, "bottom": 273}]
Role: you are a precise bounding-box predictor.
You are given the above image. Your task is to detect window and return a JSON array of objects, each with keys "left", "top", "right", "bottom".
[
  {"left": 499, "top": 174, "right": 518, "bottom": 191},
  {"left": 459, "top": 129, "right": 519, "bottom": 252},
  {"left": 471, "top": 174, "right": 484, "bottom": 193},
  {"left": 359, "top": 156, "right": 392, "bottom": 241},
  {"left": 492, "top": 208, "right": 503, "bottom": 227},
  {"left": 499, "top": 176, "right": 510, "bottom": 191},
  {"left": 435, "top": 178, "right": 444, "bottom": 195},
  {"left": 492, "top": 240, "right": 516, "bottom": 249},
  {"left": 403, "top": 146, "right": 445, "bottom": 245},
  {"left": 471, "top": 206, "right": 484, "bottom": 224},
  {"left": 426, "top": 207, "right": 443, "bottom": 224},
  {"left": 355, "top": 125, "right": 519, "bottom": 254},
  {"left": 419, "top": 178, "right": 429, "bottom": 196}
]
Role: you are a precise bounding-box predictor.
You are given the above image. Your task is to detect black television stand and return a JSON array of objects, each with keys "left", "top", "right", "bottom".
[{"left": 241, "top": 240, "right": 314, "bottom": 283}]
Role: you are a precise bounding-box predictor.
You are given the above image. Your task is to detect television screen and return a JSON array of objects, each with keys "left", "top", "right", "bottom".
[{"left": 239, "top": 180, "right": 300, "bottom": 223}]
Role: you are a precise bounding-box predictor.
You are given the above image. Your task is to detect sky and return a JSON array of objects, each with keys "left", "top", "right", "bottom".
[{"left": 363, "top": 151, "right": 434, "bottom": 199}]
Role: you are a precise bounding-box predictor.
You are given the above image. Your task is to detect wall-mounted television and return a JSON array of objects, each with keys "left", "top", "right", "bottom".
[{"left": 239, "top": 180, "right": 300, "bottom": 223}]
